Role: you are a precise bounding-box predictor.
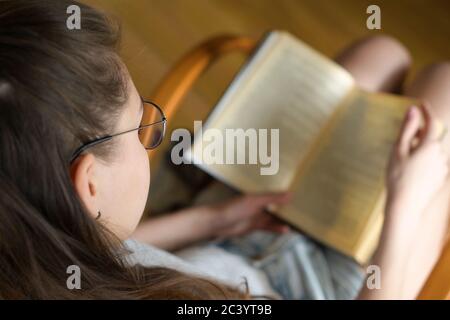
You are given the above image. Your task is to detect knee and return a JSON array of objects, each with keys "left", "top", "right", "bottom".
[
  {"left": 336, "top": 35, "right": 412, "bottom": 92},
  {"left": 407, "top": 61, "right": 450, "bottom": 92},
  {"left": 419, "top": 62, "right": 450, "bottom": 81},
  {"left": 359, "top": 35, "right": 412, "bottom": 68},
  {"left": 405, "top": 61, "right": 450, "bottom": 113}
]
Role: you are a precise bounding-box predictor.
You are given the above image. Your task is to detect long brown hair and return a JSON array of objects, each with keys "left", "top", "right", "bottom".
[{"left": 0, "top": 0, "right": 246, "bottom": 299}]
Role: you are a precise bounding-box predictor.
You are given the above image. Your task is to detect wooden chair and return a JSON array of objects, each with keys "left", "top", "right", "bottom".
[
  {"left": 140, "top": 34, "right": 450, "bottom": 300},
  {"left": 143, "top": 35, "right": 257, "bottom": 170},
  {"left": 418, "top": 239, "right": 450, "bottom": 299}
]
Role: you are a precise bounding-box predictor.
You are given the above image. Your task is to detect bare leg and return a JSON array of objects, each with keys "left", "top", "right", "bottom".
[
  {"left": 336, "top": 35, "right": 411, "bottom": 93},
  {"left": 402, "top": 62, "right": 450, "bottom": 295},
  {"left": 406, "top": 63, "right": 450, "bottom": 140}
]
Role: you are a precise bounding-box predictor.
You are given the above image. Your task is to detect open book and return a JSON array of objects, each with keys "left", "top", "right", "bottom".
[{"left": 184, "top": 31, "right": 415, "bottom": 264}]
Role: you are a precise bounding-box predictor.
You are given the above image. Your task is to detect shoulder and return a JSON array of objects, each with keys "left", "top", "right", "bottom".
[{"left": 123, "top": 238, "right": 204, "bottom": 277}]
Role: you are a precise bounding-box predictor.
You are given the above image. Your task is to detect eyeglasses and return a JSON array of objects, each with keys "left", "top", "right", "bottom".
[{"left": 70, "top": 98, "right": 167, "bottom": 163}]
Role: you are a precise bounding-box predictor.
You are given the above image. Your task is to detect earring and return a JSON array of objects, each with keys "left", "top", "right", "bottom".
[{"left": 96, "top": 211, "right": 101, "bottom": 220}]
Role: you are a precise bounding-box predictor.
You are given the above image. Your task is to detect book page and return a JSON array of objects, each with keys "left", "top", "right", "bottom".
[
  {"left": 277, "top": 89, "right": 413, "bottom": 263},
  {"left": 186, "top": 31, "right": 354, "bottom": 192}
]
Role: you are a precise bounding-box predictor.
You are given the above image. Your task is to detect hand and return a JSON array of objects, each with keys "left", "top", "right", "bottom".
[
  {"left": 386, "top": 104, "right": 448, "bottom": 224},
  {"left": 206, "top": 192, "right": 292, "bottom": 239},
  {"left": 363, "top": 104, "right": 450, "bottom": 299}
]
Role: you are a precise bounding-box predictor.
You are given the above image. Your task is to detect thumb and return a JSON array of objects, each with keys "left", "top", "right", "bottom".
[
  {"left": 249, "top": 192, "right": 292, "bottom": 210},
  {"left": 264, "top": 192, "right": 293, "bottom": 212},
  {"left": 418, "top": 102, "right": 446, "bottom": 146},
  {"left": 397, "top": 105, "right": 423, "bottom": 158}
]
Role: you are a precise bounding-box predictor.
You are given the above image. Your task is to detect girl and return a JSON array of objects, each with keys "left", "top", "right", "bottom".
[{"left": 1, "top": 0, "right": 449, "bottom": 299}]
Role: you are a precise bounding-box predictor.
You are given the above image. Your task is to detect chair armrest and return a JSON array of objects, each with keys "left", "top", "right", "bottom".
[
  {"left": 418, "top": 238, "right": 450, "bottom": 299},
  {"left": 143, "top": 35, "right": 257, "bottom": 161}
]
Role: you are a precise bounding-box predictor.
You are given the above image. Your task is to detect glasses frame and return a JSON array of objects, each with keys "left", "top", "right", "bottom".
[{"left": 70, "top": 99, "right": 167, "bottom": 163}]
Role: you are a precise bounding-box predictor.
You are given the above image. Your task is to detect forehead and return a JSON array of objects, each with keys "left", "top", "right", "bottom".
[
  {"left": 113, "top": 77, "right": 141, "bottom": 131},
  {"left": 126, "top": 77, "right": 141, "bottom": 110}
]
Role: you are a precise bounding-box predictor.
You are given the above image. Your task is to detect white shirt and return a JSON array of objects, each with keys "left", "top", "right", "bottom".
[{"left": 124, "top": 239, "right": 279, "bottom": 297}]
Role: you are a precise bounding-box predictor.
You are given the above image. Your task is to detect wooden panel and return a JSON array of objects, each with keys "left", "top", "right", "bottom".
[{"left": 83, "top": 0, "right": 450, "bottom": 131}]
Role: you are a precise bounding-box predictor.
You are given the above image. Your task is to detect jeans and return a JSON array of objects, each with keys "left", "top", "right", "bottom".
[{"left": 216, "top": 231, "right": 366, "bottom": 300}]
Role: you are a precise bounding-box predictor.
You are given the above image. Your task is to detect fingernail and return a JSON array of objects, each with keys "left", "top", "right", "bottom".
[
  {"left": 408, "top": 106, "right": 417, "bottom": 118},
  {"left": 266, "top": 203, "right": 279, "bottom": 212}
]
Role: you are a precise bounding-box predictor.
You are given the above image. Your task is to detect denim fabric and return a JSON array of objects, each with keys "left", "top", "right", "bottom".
[{"left": 215, "top": 231, "right": 366, "bottom": 300}]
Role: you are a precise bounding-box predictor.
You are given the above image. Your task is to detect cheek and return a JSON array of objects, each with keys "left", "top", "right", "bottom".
[
  {"left": 137, "top": 141, "right": 151, "bottom": 194},
  {"left": 111, "top": 136, "right": 150, "bottom": 237},
  {"left": 127, "top": 137, "right": 150, "bottom": 207}
]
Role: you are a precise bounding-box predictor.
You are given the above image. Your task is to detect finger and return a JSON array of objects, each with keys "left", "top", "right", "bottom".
[
  {"left": 254, "top": 192, "right": 293, "bottom": 208},
  {"left": 242, "top": 192, "right": 292, "bottom": 212},
  {"left": 397, "top": 105, "right": 423, "bottom": 157},
  {"left": 262, "top": 223, "right": 291, "bottom": 233},
  {"left": 257, "top": 214, "right": 291, "bottom": 233},
  {"left": 419, "top": 102, "right": 447, "bottom": 146}
]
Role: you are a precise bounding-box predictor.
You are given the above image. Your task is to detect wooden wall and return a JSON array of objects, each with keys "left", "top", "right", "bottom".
[{"left": 83, "top": 0, "right": 450, "bottom": 130}]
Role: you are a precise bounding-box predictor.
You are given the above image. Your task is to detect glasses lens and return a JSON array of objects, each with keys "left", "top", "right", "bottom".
[{"left": 139, "top": 101, "right": 166, "bottom": 149}]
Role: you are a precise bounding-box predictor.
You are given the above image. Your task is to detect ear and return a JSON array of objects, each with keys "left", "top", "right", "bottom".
[{"left": 69, "top": 153, "right": 99, "bottom": 219}]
